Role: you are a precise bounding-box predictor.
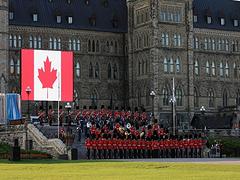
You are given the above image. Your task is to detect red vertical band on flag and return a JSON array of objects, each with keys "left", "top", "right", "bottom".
[
  {"left": 61, "top": 51, "right": 73, "bottom": 101},
  {"left": 21, "top": 49, "right": 34, "bottom": 100}
]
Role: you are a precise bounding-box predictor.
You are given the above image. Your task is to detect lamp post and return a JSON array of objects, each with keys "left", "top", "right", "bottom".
[
  {"left": 150, "top": 90, "right": 156, "bottom": 117},
  {"left": 169, "top": 77, "right": 176, "bottom": 136},
  {"left": 200, "top": 106, "right": 206, "bottom": 130},
  {"left": 25, "top": 86, "right": 31, "bottom": 121},
  {"left": 65, "top": 102, "right": 72, "bottom": 147}
]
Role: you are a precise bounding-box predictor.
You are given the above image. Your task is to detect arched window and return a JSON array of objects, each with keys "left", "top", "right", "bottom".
[
  {"left": 164, "top": 58, "right": 168, "bottom": 73},
  {"left": 58, "top": 38, "right": 61, "bottom": 49},
  {"left": 138, "top": 60, "right": 141, "bottom": 75},
  {"left": 211, "top": 61, "right": 216, "bottom": 76},
  {"left": 142, "top": 60, "right": 145, "bottom": 74},
  {"left": 76, "top": 62, "right": 80, "bottom": 78},
  {"left": 96, "top": 40, "right": 99, "bottom": 52},
  {"left": 73, "top": 39, "right": 76, "bottom": 51},
  {"left": 166, "top": 33, "right": 169, "bottom": 46},
  {"left": 170, "top": 58, "right": 174, "bottom": 73},
  {"left": 194, "top": 37, "right": 199, "bottom": 49},
  {"left": 18, "top": 35, "right": 22, "bottom": 48},
  {"left": 176, "top": 87, "right": 183, "bottom": 106},
  {"left": 176, "top": 57, "right": 180, "bottom": 73},
  {"left": 90, "top": 90, "right": 98, "bottom": 108},
  {"left": 89, "top": 62, "right": 93, "bottom": 78},
  {"left": 218, "top": 39, "right": 222, "bottom": 50},
  {"left": 9, "top": 34, "right": 13, "bottom": 48},
  {"left": 49, "top": 37, "right": 53, "bottom": 49},
  {"left": 95, "top": 62, "right": 99, "bottom": 78},
  {"left": 29, "top": 35, "right": 33, "bottom": 48},
  {"left": 10, "top": 58, "right": 14, "bottom": 74},
  {"left": 223, "top": 90, "right": 228, "bottom": 107},
  {"left": 194, "top": 87, "right": 199, "bottom": 107},
  {"left": 212, "top": 39, "right": 215, "bottom": 50},
  {"left": 208, "top": 89, "right": 214, "bottom": 107},
  {"left": 92, "top": 40, "right": 95, "bottom": 52},
  {"left": 16, "top": 59, "right": 20, "bottom": 75},
  {"left": 174, "top": 34, "right": 177, "bottom": 46},
  {"left": 88, "top": 40, "right": 91, "bottom": 52},
  {"left": 110, "top": 41, "right": 114, "bottom": 53},
  {"left": 226, "top": 40, "right": 229, "bottom": 51},
  {"left": 77, "top": 40, "right": 80, "bottom": 51},
  {"left": 194, "top": 60, "right": 199, "bottom": 75},
  {"left": 204, "top": 38, "right": 208, "bottom": 50},
  {"left": 225, "top": 62, "right": 229, "bottom": 77},
  {"left": 33, "top": 36, "right": 37, "bottom": 48},
  {"left": 162, "top": 86, "right": 169, "bottom": 106},
  {"left": 53, "top": 38, "right": 57, "bottom": 50},
  {"left": 108, "top": 63, "right": 112, "bottom": 79},
  {"left": 106, "top": 41, "right": 110, "bottom": 53},
  {"left": 113, "top": 63, "right": 118, "bottom": 80},
  {"left": 37, "top": 36, "right": 42, "bottom": 49},
  {"left": 206, "top": 61, "right": 210, "bottom": 75},
  {"left": 114, "top": 41, "right": 118, "bottom": 54},
  {"left": 236, "top": 90, "right": 240, "bottom": 105},
  {"left": 13, "top": 35, "right": 17, "bottom": 48},
  {"left": 68, "top": 39, "right": 72, "bottom": 50},
  {"left": 234, "top": 62, "right": 237, "bottom": 78},
  {"left": 220, "top": 62, "right": 224, "bottom": 77},
  {"left": 208, "top": 38, "right": 212, "bottom": 50}
]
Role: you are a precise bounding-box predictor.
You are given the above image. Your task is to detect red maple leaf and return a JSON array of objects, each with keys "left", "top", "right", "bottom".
[{"left": 38, "top": 57, "right": 57, "bottom": 89}]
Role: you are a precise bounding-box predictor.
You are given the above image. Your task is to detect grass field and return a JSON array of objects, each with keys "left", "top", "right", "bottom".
[{"left": 0, "top": 160, "right": 240, "bottom": 180}]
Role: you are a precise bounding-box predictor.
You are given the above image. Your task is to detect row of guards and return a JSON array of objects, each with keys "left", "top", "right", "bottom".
[{"left": 85, "top": 138, "right": 207, "bottom": 159}]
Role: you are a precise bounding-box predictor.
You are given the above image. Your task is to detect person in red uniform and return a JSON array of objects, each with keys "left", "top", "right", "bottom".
[
  {"left": 112, "top": 137, "right": 118, "bottom": 159},
  {"left": 107, "top": 138, "right": 113, "bottom": 159},
  {"left": 92, "top": 139, "right": 97, "bottom": 159},
  {"left": 85, "top": 138, "right": 92, "bottom": 159},
  {"left": 97, "top": 138, "right": 103, "bottom": 159}
]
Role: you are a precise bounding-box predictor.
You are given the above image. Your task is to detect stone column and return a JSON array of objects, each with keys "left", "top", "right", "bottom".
[{"left": 0, "top": 0, "right": 8, "bottom": 93}]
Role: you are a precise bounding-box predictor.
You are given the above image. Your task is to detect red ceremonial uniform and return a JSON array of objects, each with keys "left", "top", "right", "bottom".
[{"left": 85, "top": 138, "right": 92, "bottom": 149}]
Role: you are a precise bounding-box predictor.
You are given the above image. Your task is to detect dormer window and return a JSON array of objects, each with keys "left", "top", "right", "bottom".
[
  {"left": 56, "top": 15, "right": 61, "bottom": 23},
  {"left": 89, "top": 14, "right": 96, "bottom": 26},
  {"left": 234, "top": 19, "right": 239, "bottom": 27},
  {"left": 112, "top": 15, "right": 118, "bottom": 28},
  {"left": 101, "top": 0, "right": 108, "bottom": 7},
  {"left": 207, "top": 16, "right": 212, "bottom": 24},
  {"left": 67, "top": 0, "right": 71, "bottom": 4},
  {"left": 220, "top": 18, "right": 225, "bottom": 26},
  {"left": 33, "top": 13, "right": 38, "bottom": 22},
  {"left": 193, "top": 15, "right": 198, "bottom": 23},
  {"left": 85, "top": 0, "right": 89, "bottom": 5},
  {"left": 67, "top": 16, "right": 73, "bottom": 24},
  {"left": 9, "top": 11, "right": 14, "bottom": 20}
]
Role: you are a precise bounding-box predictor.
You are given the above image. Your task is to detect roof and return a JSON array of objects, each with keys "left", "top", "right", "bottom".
[
  {"left": 9, "top": 0, "right": 128, "bottom": 33},
  {"left": 193, "top": 0, "right": 240, "bottom": 31}
]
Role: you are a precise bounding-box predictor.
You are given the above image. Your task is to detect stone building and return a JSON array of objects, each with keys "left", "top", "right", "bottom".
[{"left": 1, "top": 0, "right": 240, "bottom": 128}]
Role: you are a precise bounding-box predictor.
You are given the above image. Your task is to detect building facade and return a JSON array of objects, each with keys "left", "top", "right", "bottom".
[{"left": 1, "top": 0, "right": 240, "bottom": 128}]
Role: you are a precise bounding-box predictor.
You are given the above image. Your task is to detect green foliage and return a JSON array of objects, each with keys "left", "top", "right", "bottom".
[{"left": 0, "top": 143, "right": 11, "bottom": 154}]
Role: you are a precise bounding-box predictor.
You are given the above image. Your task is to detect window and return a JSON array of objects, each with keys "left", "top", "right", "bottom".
[
  {"left": 212, "top": 39, "right": 215, "bottom": 50},
  {"left": 113, "top": 63, "right": 118, "bottom": 80},
  {"left": 38, "top": 36, "right": 42, "bottom": 49},
  {"left": 76, "top": 62, "right": 80, "bottom": 78},
  {"left": 18, "top": 35, "right": 22, "bottom": 48},
  {"left": 220, "top": 18, "right": 225, "bottom": 26},
  {"left": 10, "top": 58, "right": 14, "bottom": 74},
  {"left": 33, "top": 36, "right": 37, "bottom": 48},
  {"left": 194, "top": 88, "right": 199, "bottom": 107},
  {"left": 194, "top": 60, "right": 199, "bottom": 75},
  {"left": 164, "top": 58, "right": 168, "bottom": 73},
  {"left": 225, "top": 62, "right": 229, "bottom": 77},
  {"left": 138, "top": 61, "right": 141, "bottom": 75},
  {"left": 176, "top": 58, "right": 180, "bottom": 73},
  {"left": 68, "top": 16, "right": 73, "bottom": 24},
  {"left": 53, "top": 38, "right": 57, "bottom": 50},
  {"left": 108, "top": 63, "right": 112, "bottom": 79},
  {"left": 73, "top": 39, "right": 76, "bottom": 51},
  {"left": 58, "top": 38, "right": 61, "bottom": 49},
  {"left": 162, "top": 87, "right": 169, "bottom": 106},
  {"left": 208, "top": 89, "right": 214, "bottom": 107},
  {"left": 95, "top": 62, "right": 99, "bottom": 79},
  {"left": 234, "top": 19, "right": 239, "bottom": 27},
  {"left": 77, "top": 40, "right": 81, "bottom": 51},
  {"left": 236, "top": 90, "right": 240, "bottom": 105},
  {"left": 220, "top": 62, "right": 224, "bottom": 77},
  {"left": 9, "top": 35, "right": 12, "bottom": 48},
  {"left": 223, "top": 90, "right": 228, "bottom": 107},
  {"left": 161, "top": 33, "right": 169, "bottom": 47},
  {"left": 49, "top": 37, "right": 53, "bottom": 49},
  {"left": 226, "top": 40, "right": 229, "bottom": 51},
  {"left": 211, "top": 61, "right": 216, "bottom": 76},
  {"left": 204, "top": 38, "right": 208, "bottom": 50},
  {"left": 207, "top": 16, "right": 212, "bottom": 24},
  {"left": 170, "top": 58, "right": 174, "bottom": 73},
  {"left": 90, "top": 90, "right": 98, "bottom": 108},
  {"left": 16, "top": 59, "right": 20, "bottom": 75},
  {"left": 92, "top": 40, "right": 95, "bottom": 52},
  {"left": 29, "top": 35, "right": 33, "bottom": 48},
  {"left": 13, "top": 35, "right": 17, "bottom": 48},
  {"left": 89, "top": 62, "right": 93, "bottom": 78},
  {"left": 206, "top": 61, "right": 210, "bottom": 75},
  {"left": 56, "top": 16, "right": 61, "bottom": 23},
  {"left": 33, "top": 13, "right": 38, "bottom": 22},
  {"left": 176, "top": 87, "right": 183, "bottom": 106},
  {"left": 193, "top": 15, "right": 198, "bottom": 23},
  {"left": 9, "top": 11, "right": 14, "bottom": 20},
  {"left": 234, "top": 63, "right": 238, "bottom": 78},
  {"left": 96, "top": 40, "right": 100, "bottom": 52}
]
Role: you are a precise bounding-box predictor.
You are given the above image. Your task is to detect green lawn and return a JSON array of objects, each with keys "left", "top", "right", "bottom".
[{"left": 0, "top": 160, "right": 239, "bottom": 180}]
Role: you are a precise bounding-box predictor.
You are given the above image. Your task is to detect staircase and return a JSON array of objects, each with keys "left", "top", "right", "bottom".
[{"left": 27, "top": 124, "right": 67, "bottom": 158}]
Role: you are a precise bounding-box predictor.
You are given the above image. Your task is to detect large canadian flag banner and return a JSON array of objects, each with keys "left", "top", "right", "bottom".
[{"left": 21, "top": 49, "right": 73, "bottom": 102}]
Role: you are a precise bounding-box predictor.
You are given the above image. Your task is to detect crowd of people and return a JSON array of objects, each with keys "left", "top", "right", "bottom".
[{"left": 36, "top": 106, "right": 207, "bottom": 159}]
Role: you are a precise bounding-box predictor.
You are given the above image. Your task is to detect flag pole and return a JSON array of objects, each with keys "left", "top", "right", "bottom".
[
  {"left": 172, "top": 77, "right": 176, "bottom": 136},
  {"left": 57, "top": 72, "right": 60, "bottom": 139}
]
